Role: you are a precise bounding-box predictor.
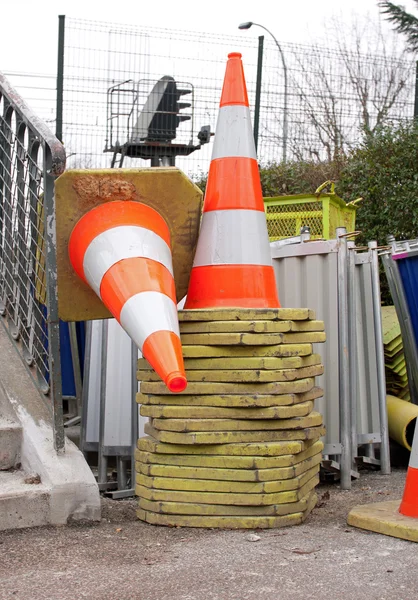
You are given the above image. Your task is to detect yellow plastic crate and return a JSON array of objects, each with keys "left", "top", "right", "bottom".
[{"left": 263, "top": 181, "right": 358, "bottom": 241}]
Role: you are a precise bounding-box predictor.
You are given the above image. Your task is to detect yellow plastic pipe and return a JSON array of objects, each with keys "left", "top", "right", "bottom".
[{"left": 387, "top": 395, "right": 418, "bottom": 451}]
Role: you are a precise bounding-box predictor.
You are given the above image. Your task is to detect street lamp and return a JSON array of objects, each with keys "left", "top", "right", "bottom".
[{"left": 238, "top": 21, "right": 288, "bottom": 163}]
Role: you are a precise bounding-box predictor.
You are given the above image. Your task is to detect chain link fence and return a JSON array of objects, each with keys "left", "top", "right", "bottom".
[{"left": 57, "top": 16, "right": 416, "bottom": 179}]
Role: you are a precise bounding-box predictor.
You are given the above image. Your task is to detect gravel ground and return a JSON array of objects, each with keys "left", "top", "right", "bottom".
[{"left": 1, "top": 468, "right": 417, "bottom": 600}]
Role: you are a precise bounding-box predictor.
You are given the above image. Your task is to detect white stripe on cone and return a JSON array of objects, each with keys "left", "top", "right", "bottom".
[
  {"left": 83, "top": 225, "right": 173, "bottom": 296},
  {"left": 192, "top": 209, "right": 272, "bottom": 267},
  {"left": 119, "top": 290, "right": 179, "bottom": 350},
  {"left": 410, "top": 429, "right": 418, "bottom": 469},
  {"left": 211, "top": 105, "right": 257, "bottom": 160}
]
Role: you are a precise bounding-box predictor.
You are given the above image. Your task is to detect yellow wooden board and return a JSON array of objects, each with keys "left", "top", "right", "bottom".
[
  {"left": 140, "top": 377, "right": 316, "bottom": 396},
  {"left": 136, "top": 465, "right": 319, "bottom": 494},
  {"left": 136, "top": 453, "right": 322, "bottom": 482},
  {"left": 150, "top": 411, "right": 322, "bottom": 433},
  {"left": 54, "top": 168, "right": 202, "bottom": 321},
  {"left": 347, "top": 500, "right": 418, "bottom": 543},
  {"left": 179, "top": 320, "right": 325, "bottom": 334},
  {"left": 138, "top": 353, "right": 322, "bottom": 372},
  {"left": 137, "top": 497, "right": 317, "bottom": 528},
  {"left": 181, "top": 343, "right": 314, "bottom": 358},
  {"left": 135, "top": 440, "right": 324, "bottom": 470},
  {"left": 138, "top": 491, "right": 317, "bottom": 516},
  {"left": 137, "top": 364, "right": 324, "bottom": 383},
  {"left": 178, "top": 308, "right": 316, "bottom": 321},
  {"left": 144, "top": 422, "right": 325, "bottom": 445},
  {"left": 137, "top": 386, "right": 324, "bottom": 408},
  {"left": 140, "top": 401, "right": 314, "bottom": 420},
  {"left": 135, "top": 473, "right": 319, "bottom": 505},
  {"left": 137, "top": 433, "right": 324, "bottom": 456},
  {"left": 180, "top": 332, "right": 326, "bottom": 346}
]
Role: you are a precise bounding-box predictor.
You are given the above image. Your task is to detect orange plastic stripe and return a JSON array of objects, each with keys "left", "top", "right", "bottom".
[
  {"left": 219, "top": 52, "right": 249, "bottom": 107},
  {"left": 142, "top": 330, "right": 187, "bottom": 393},
  {"left": 68, "top": 201, "right": 171, "bottom": 284},
  {"left": 399, "top": 466, "right": 418, "bottom": 517},
  {"left": 100, "top": 257, "right": 176, "bottom": 321},
  {"left": 184, "top": 264, "right": 280, "bottom": 309},
  {"left": 203, "top": 157, "right": 265, "bottom": 212}
]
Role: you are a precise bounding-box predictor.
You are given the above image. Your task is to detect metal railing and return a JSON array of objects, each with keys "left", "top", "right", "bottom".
[{"left": 0, "top": 72, "right": 66, "bottom": 452}]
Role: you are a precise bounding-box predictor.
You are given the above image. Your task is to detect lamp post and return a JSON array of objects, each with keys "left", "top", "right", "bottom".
[{"left": 238, "top": 21, "right": 288, "bottom": 163}]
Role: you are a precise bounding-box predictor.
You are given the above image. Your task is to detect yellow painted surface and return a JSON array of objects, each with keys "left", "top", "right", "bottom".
[
  {"left": 149, "top": 411, "right": 322, "bottom": 433},
  {"left": 140, "top": 377, "right": 316, "bottom": 396},
  {"left": 54, "top": 168, "right": 202, "bottom": 321},
  {"left": 387, "top": 395, "right": 418, "bottom": 451},
  {"left": 140, "top": 400, "right": 314, "bottom": 420},
  {"left": 179, "top": 320, "right": 293, "bottom": 333},
  {"left": 138, "top": 491, "right": 316, "bottom": 516},
  {"left": 135, "top": 473, "right": 319, "bottom": 505},
  {"left": 140, "top": 353, "right": 322, "bottom": 371},
  {"left": 136, "top": 506, "right": 314, "bottom": 528},
  {"left": 144, "top": 422, "right": 325, "bottom": 445},
  {"left": 137, "top": 364, "right": 324, "bottom": 383},
  {"left": 136, "top": 453, "right": 322, "bottom": 482},
  {"left": 137, "top": 386, "right": 324, "bottom": 408},
  {"left": 181, "top": 343, "right": 313, "bottom": 358},
  {"left": 180, "top": 332, "right": 326, "bottom": 346},
  {"left": 347, "top": 500, "right": 418, "bottom": 543},
  {"left": 135, "top": 440, "right": 324, "bottom": 469},
  {"left": 178, "top": 308, "right": 316, "bottom": 322}
]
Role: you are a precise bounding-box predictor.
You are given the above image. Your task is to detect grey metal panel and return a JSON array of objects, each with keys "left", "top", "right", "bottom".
[{"left": 272, "top": 246, "right": 340, "bottom": 450}]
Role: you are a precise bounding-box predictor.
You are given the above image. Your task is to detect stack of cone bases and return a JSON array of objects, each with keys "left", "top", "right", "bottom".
[
  {"left": 135, "top": 307, "right": 326, "bottom": 529},
  {"left": 69, "top": 200, "right": 187, "bottom": 393}
]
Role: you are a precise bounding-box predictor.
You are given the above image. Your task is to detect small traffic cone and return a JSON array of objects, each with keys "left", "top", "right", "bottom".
[
  {"left": 69, "top": 200, "right": 187, "bottom": 393},
  {"left": 399, "top": 426, "right": 418, "bottom": 517},
  {"left": 185, "top": 52, "right": 280, "bottom": 309}
]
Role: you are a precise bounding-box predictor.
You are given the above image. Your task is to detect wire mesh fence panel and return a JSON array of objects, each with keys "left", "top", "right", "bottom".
[
  {"left": 59, "top": 17, "right": 416, "bottom": 180},
  {"left": 0, "top": 72, "right": 66, "bottom": 451}
]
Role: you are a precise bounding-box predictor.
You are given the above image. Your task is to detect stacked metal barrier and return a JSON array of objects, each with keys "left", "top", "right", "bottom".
[
  {"left": 135, "top": 308, "right": 325, "bottom": 529},
  {"left": 271, "top": 228, "right": 390, "bottom": 488}
]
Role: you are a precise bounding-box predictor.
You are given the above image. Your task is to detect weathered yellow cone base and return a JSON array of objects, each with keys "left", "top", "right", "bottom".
[
  {"left": 138, "top": 435, "right": 323, "bottom": 456},
  {"left": 180, "top": 332, "right": 326, "bottom": 346},
  {"left": 141, "top": 424, "right": 326, "bottom": 448},
  {"left": 137, "top": 386, "right": 323, "bottom": 408},
  {"left": 140, "top": 377, "right": 316, "bottom": 396},
  {"left": 137, "top": 364, "right": 324, "bottom": 383},
  {"left": 181, "top": 343, "right": 313, "bottom": 358},
  {"left": 140, "top": 400, "right": 314, "bottom": 421},
  {"left": 179, "top": 320, "right": 325, "bottom": 334},
  {"left": 138, "top": 353, "right": 322, "bottom": 371},
  {"left": 137, "top": 496, "right": 317, "bottom": 529},
  {"left": 178, "top": 308, "right": 316, "bottom": 321},
  {"left": 135, "top": 473, "right": 319, "bottom": 506},
  {"left": 347, "top": 500, "right": 418, "bottom": 543},
  {"left": 150, "top": 412, "right": 322, "bottom": 433},
  {"left": 138, "top": 491, "right": 316, "bottom": 516},
  {"left": 136, "top": 464, "right": 319, "bottom": 494},
  {"left": 136, "top": 453, "right": 322, "bottom": 482},
  {"left": 135, "top": 440, "right": 324, "bottom": 470}
]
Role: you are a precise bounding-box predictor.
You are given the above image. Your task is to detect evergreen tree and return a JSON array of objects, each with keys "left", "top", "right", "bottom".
[{"left": 379, "top": 1, "right": 418, "bottom": 53}]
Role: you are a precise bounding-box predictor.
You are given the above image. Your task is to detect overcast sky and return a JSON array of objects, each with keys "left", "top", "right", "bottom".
[{"left": 2, "top": 0, "right": 417, "bottom": 76}]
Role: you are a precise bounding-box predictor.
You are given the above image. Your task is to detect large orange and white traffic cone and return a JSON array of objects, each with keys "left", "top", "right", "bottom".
[
  {"left": 185, "top": 52, "right": 280, "bottom": 309},
  {"left": 399, "top": 426, "right": 418, "bottom": 517},
  {"left": 69, "top": 200, "right": 187, "bottom": 393}
]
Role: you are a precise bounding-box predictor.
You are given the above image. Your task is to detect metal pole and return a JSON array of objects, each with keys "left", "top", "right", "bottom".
[
  {"left": 347, "top": 243, "right": 358, "bottom": 463},
  {"left": 131, "top": 340, "right": 139, "bottom": 491},
  {"left": 56, "top": 15, "right": 65, "bottom": 143},
  {"left": 369, "top": 241, "right": 391, "bottom": 475},
  {"left": 79, "top": 321, "right": 93, "bottom": 458},
  {"left": 414, "top": 60, "right": 418, "bottom": 120},
  {"left": 98, "top": 319, "right": 109, "bottom": 486},
  {"left": 254, "top": 36, "right": 264, "bottom": 152},
  {"left": 337, "top": 228, "right": 352, "bottom": 489}
]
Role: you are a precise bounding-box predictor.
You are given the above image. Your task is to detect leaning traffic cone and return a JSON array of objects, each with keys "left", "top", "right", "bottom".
[
  {"left": 185, "top": 52, "right": 280, "bottom": 309},
  {"left": 347, "top": 424, "right": 418, "bottom": 542},
  {"left": 69, "top": 200, "right": 187, "bottom": 393}
]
